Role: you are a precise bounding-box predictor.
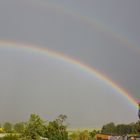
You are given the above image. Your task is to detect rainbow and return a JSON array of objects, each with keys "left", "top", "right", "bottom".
[
  {"left": 0, "top": 40, "right": 138, "bottom": 110},
  {"left": 25, "top": 0, "right": 140, "bottom": 53}
]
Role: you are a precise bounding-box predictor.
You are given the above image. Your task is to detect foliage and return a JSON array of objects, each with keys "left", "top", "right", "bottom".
[
  {"left": 22, "top": 114, "right": 46, "bottom": 140},
  {"left": 56, "top": 114, "right": 67, "bottom": 125},
  {"left": 79, "top": 130, "right": 90, "bottom": 140},
  {"left": 89, "top": 130, "right": 98, "bottom": 139},
  {"left": 101, "top": 121, "right": 140, "bottom": 135},
  {"left": 0, "top": 113, "right": 139, "bottom": 140},
  {"left": 0, "top": 127, "right": 4, "bottom": 133},
  {"left": 101, "top": 122, "right": 116, "bottom": 134},
  {"left": 69, "top": 130, "right": 97, "bottom": 140},
  {"left": 115, "top": 124, "right": 131, "bottom": 135},
  {"left": 0, "top": 134, "right": 19, "bottom": 140},
  {"left": 69, "top": 131, "right": 80, "bottom": 140},
  {"left": 14, "top": 122, "right": 25, "bottom": 133},
  {"left": 136, "top": 121, "right": 140, "bottom": 134},
  {"left": 3, "top": 122, "right": 12, "bottom": 133},
  {"left": 44, "top": 114, "right": 68, "bottom": 140}
]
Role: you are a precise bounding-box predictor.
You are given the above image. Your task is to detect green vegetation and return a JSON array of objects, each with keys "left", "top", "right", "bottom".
[
  {"left": 21, "top": 114, "right": 46, "bottom": 140},
  {"left": 69, "top": 130, "right": 99, "bottom": 140},
  {"left": 44, "top": 114, "right": 68, "bottom": 140},
  {"left": 0, "top": 134, "right": 19, "bottom": 140},
  {"left": 3, "top": 123, "right": 12, "bottom": 133},
  {"left": 14, "top": 122, "right": 25, "bottom": 134},
  {"left": 0, "top": 114, "right": 139, "bottom": 140},
  {"left": 101, "top": 121, "right": 140, "bottom": 135}
]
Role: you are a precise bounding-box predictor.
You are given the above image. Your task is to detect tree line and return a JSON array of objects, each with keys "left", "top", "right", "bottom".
[
  {"left": 0, "top": 114, "right": 68, "bottom": 140},
  {"left": 101, "top": 121, "right": 140, "bottom": 135},
  {"left": 0, "top": 114, "right": 140, "bottom": 140}
]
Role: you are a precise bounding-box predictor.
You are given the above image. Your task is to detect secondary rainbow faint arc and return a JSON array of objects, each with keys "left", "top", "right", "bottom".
[
  {"left": 0, "top": 41, "right": 138, "bottom": 110},
  {"left": 27, "top": 0, "right": 140, "bottom": 53}
]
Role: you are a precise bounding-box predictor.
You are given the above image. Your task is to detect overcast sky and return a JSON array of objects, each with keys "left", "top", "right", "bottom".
[{"left": 0, "top": 0, "right": 140, "bottom": 128}]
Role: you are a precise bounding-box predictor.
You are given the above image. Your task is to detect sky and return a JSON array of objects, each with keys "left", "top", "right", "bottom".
[{"left": 0, "top": 0, "right": 140, "bottom": 128}]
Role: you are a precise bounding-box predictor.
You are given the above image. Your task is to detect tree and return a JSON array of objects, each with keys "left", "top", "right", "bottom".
[
  {"left": 14, "top": 122, "right": 25, "bottom": 133},
  {"left": 57, "top": 114, "right": 67, "bottom": 124},
  {"left": 69, "top": 131, "right": 80, "bottom": 140},
  {"left": 45, "top": 114, "right": 68, "bottom": 140},
  {"left": 2, "top": 134, "right": 19, "bottom": 140},
  {"left": 22, "top": 114, "right": 46, "bottom": 139},
  {"left": 101, "top": 122, "right": 116, "bottom": 134},
  {"left": 133, "top": 121, "right": 140, "bottom": 134},
  {"left": 79, "top": 130, "right": 89, "bottom": 140},
  {"left": 3, "top": 122, "right": 12, "bottom": 133},
  {"left": 115, "top": 124, "right": 132, "bottom": 135},
  {"left": 0, "top": 124, "right": 3, "bottom": 133},
  {"left": 69, "top": 130, "right": 96, "bottom": 140},
  {"left": 89, "top": 130, "right": 98, "bottom": 140}
]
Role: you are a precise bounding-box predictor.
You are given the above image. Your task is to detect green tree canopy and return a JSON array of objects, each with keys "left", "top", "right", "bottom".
[
  {"left": 3, "top": 122, "right": 12, "bottom": 133},
  {"left": 45, "top": 114, "right": 68, "bottom": 140},
  {"left": 22, "top": 114, "right": 46, "bottom": 140},
  {"left": 89, "top": 130, "right": 98, "bottom": 139},
  {"left": 101, "top": 122, "right": 116, "bottom": 134},
  {"left": 115, "top": 124, "right": 131, "bottom": 135},
  {"left": 14, "top": 122, "right": 25, "bottom": 133}
]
